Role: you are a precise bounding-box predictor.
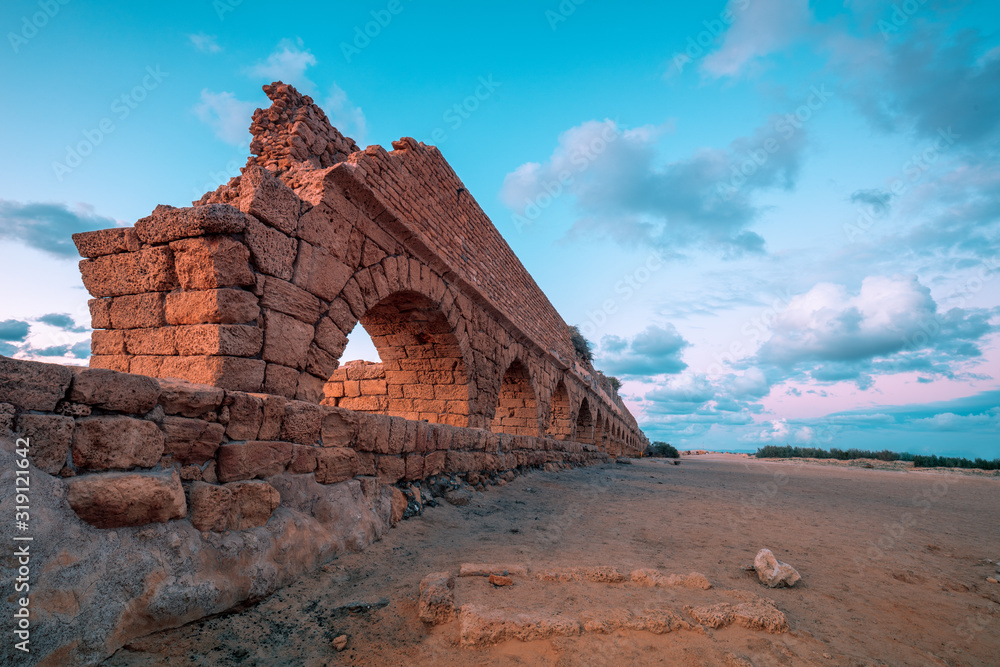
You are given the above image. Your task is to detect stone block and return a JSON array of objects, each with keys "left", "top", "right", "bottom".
[
  {"left": 89, "top": 297, "right": 112, "bottom": 329},
  {"left": 161, "top": 416, "right": 225, "bottom": 464},
  {"left": 68, "top": 367, "right": 161, "bottom": 414},
  {"left": 16, "top": 414, "right": 74, "bottom": 474},
  {"left": 187, "top": 481, "right": 231, "bottom": 532},
  {"left": 254, "top": 392, "right": 285, "bottom": 440},
  {"left": 173, "top": 324, "right": 263, "bottom": 357},
  {"left": 320, "top": 408, "right": 358, "bottom": 447},
  {"left": 296, "top": 201, "right": 354, "bottom": 255},
  {"left": 91, "top": 329, "right": 127, "bottom": 355},
  {"left": 292, "top": 241, "right": 353, "bottom": 301},
  {"left": 355, "top": 413, "right": 390, "bottom": 452},
  {"left": 305, "top": 344, "right": 339, "bottom": 379},
  {"left": 216, "top": 441, "right": 293, "bottom": 482},
  {"left": 376, "top": 455, "right": 405, "bottom": 484},
  {"left": 134, "top": 203, "right": 250, "bottom": 244},
  {"left": 313, "top": 318, "right": 348, "bottom": 357},
  {"left": 90, "top": 354, "right": 133, "bottom": 373},
  {"left": 224, "top": 391, "right": 263, "bottom": 440},
  {"left": 280, "top": 400, "right": 324, "bottom": 445},
  {"left": 171, "top": 236, "right": 254, "bottom": 290},
  {"left": 226, "top": 480, "right": 282, "bottom": 530},
  {"left": 295, "top": 373, "right": 325, "bottom": 403},
  {"left": 404, "top": 454, "right": 424, "bottom": 481},
  {"left": 0, "top": 357, "right": 73, "bottom": 411},
  {"left": 418, "top": 572, "right": 455, "bottom": 625},
  {"left": 262, "top": 310, "right": 314, "bottom": 369},
  {"left": 245, "top": 216, "right": 298, "bottom": 281},
  {"left": 260, "top": 276, "right": 323, "bottom": 323},
  {"left": 72, "top": 416, "right": 164, "bottom": 470},
  {"left": 109, "top": 293, "right": 167, "bottom": 329},
  {"left": 315, "top": 447, "right": 358, "bottom": 484},
  {"left": 288, "top": 444, "right": 318, "bottom": 474},
  {"left": 238, "top": 164, "right": 301, "bottom": 234},
  {"left": 79, "top": 246, "right": 177, "bottom": 297},
  {"left": 424, "top": 450, "right": 446, "bottom": 477},
  {"left": 263, "top": 363, "right": 299, "bottom": 399},
  {"left": 124, "top": 328, "right": 177, "bottom": 355},
  {"left": 73, "top": 227, "right": 141, "bottom": 258},
  {"left": 158, "top": 356, "right": 265, "bottom": 393},
  {"left": 165, "top": 289, "right": 260, "bottom": 325},
  {"left": 156, "top": 377, "right": 225, "bottom": 417},
  {"left": 68, "top": 469, "right": 186, "bottom": 529}
]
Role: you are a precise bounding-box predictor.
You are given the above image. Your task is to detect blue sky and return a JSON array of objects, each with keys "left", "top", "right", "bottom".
[{"left": 1, "top": 0, "right": 998, "bottom": 458}]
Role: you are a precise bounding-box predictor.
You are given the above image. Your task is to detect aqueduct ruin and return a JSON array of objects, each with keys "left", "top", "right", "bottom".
[
  {"left": 77, "top": 82, "right": 645, "bottom": 454},
  {"left": 0, "top": 82, "right": 647, "bottom": 665}
]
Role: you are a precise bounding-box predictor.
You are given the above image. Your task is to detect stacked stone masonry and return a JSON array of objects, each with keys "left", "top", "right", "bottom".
[
  {"left": 74, "top": 81, "right": 646, "bottom": 456},
  {"left": 0, "top": 357, "right": 609, "bottom": 532},
  {"left": 0, "top": 81, "right": 649, "bottom": 666}
]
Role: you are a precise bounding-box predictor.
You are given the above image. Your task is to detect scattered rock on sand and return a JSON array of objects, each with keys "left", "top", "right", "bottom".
[
  {"left": 630, "top": 568, "right": 712, "bottom": 589},
  {"left": 459, "top": 604, "right": 581, "bottom": 647},
  {"left": 753, "top": 549, "right": 801, "bottom": 588},
  {"left": 331, "top": 635, "right": 348, "bottom": 651},
  {"left": 418, "top": 572, "right": 455, "bottom": 625},
  {"left": 459, "top": 563, "right": 529, "bottom": 577},
  {"left": 444, "top": 487, "right": 474, "bottom": 506}
]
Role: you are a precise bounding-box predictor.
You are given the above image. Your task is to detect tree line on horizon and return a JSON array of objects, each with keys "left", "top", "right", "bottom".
[{"left": 755, "top": 445, "right": 1000, "bottom": 471}]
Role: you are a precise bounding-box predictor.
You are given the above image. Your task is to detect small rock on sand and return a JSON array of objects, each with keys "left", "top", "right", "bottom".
[
  {"left": 418, "top": 572, "right": 455, "bottom": 625},
  {"left": 753, "top": 548, "right": 801, "bottom": 588},
  {"left": 489, "top": 574, "right": 513, "bottom": 586},
  {"left": 987, "top": 577, "right": 998, "bottom": 584},
  {"left": 332, "top": 635, "right": 348, "bottom": 651}
]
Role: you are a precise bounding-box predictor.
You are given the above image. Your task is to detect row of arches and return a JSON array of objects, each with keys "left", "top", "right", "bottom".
[{"left": 322, "top": 279, "right": 642, "bottom": 453}]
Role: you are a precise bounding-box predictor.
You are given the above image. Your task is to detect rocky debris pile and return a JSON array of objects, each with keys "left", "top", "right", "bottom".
[
  {"left": 752, "top": 548, "right": 802, "bottom": 588},
  {"left": 685, "top": 591, "right": 790, "bottom": 633},
  {"left": 197, "top": 82, "right": 361, "bottom": 207},
  {"left": 420, "top": 563, "right": 788, "bottom": 647}
]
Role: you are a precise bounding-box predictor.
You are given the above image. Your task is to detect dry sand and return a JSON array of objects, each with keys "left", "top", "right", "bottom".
[{"left": 105, "top": 454, "right": 1000, "bottom": 666}]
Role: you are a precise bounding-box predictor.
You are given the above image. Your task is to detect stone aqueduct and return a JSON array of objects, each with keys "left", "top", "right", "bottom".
[{"left": 78, "top": 82, "right": 646, "bottom": 456}]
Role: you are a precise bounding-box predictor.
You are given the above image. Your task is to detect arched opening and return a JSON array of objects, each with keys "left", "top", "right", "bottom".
[
  {"left": 491, "top": 360, "right": 539, "bottom": 436},
  {"left": 593, "top": 414, "right": 607, "bottom": 453},
  {"left": 545, "top": 380, "right": 573, "bottom": 441},
  {"left": 323, "top": 290, "right": 472, "bottom": 426},
  {"left": 575, "top": 398, "right": 594, "bottom": 444}
]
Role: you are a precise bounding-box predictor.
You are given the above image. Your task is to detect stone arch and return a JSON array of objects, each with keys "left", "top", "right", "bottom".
[
  {"left": 545, "top": 379, "right": 573, "bottom": 441},
  {"left": 575, "top": 397, "right": 595, "bottom": 444},
  {"left": 320, "top": 258, "right": 476, "bottom": 427},
  {"left": 594, "top": 413, "right": 608, "bottom": 453},
  {"left": 490, "top": 359, "right": 540, "bottom": 436}
]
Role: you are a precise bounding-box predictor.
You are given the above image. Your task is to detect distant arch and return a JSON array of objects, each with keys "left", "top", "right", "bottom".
[
  {"left": 575, "top": 398, "right": 595, "bottom": 444},
  {"left": 490, "top": 359, "right": 540, "bottom": 436},
  {"left": 545, "top": 380, "right": 573, "bottom": 440}
]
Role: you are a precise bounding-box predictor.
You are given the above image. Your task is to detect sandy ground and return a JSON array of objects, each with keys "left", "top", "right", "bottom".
[{"left": 105, "top": 455, "right": 1000, "bottom": 666}]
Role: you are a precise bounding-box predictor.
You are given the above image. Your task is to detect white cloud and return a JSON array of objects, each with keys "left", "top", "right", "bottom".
[
  {"left": 323, "top": 83, "right": 367, "bottom": 144},
  {"left": 246, "top": 38, "right": 317, "bottom": 89},
  {"left": 501, "top": 115, "right": 808, "bottom": 255},
  {"left": 702, "top": 0, "right": 813, "bottom": 78},
  {"left": 188, "top": 33, "right": 222, "bottom": 54},
  {"left": 758, "top": 275, "right": 938, "bottom": 366},
  {"left": 194, "top": 90, "right": 258, "bottom": 146}
]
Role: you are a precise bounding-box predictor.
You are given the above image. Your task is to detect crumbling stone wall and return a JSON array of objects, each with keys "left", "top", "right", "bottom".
[
  {"left": 74, "top": 82, "right": 646, "bottom": 455},
  {"left": 0, "top": 355, "right": 608, "bottom": 665}
]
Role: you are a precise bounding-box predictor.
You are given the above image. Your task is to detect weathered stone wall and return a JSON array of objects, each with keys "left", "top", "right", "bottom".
[
  {"left": 73, "top": 82, "right": 647, "bottom": 456},
  {"left": 0, "top": 81, "right": 651, "bottom": 665},
  {"left": 0, "top": 355, "right": 608, "bottom": 665}
]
